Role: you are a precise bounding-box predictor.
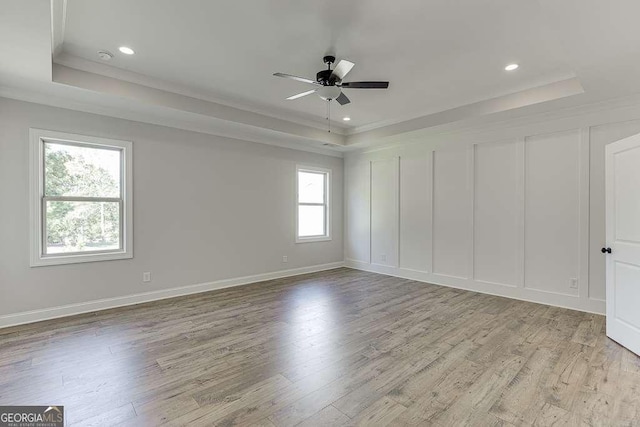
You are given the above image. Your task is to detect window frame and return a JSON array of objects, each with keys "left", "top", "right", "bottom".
[
  {"left": 29, "top": 129, "right": 133, "bottom": 267},
  {"left": 295, "top": 165, "right": 331, "bottom": 243}
]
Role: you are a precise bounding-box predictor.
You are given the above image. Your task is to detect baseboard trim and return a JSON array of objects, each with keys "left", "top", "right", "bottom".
[
  {"left": 0, "top": 261, "right": 345, "bottom": 329},
  {"left": 345, "top": 260, "right": 605, "bottom": 315}
]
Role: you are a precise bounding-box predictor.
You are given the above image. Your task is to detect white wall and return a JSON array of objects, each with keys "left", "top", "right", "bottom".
[
  {"left": 0, "top": 98, "right": 343, "bottom": 322},
  {"left": 346, "top": 106, "right": 640, "bottom": 314}
]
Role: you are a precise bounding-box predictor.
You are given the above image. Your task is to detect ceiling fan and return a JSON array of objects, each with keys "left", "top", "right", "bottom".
[{"left": 273, "top": 55, "right": 389, "bottom": 105}]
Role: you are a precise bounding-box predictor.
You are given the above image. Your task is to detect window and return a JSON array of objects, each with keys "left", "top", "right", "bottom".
[
  {"left": 296, "top": 165, "right": 330, "bottom": 243},
  {"left": 30, "top": 129, "right": 133, "bottom": 266}
]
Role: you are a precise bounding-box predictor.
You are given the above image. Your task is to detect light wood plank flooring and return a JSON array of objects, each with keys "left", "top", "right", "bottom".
[{"left": 1, "top": 268, "right": 639, "bottom": 426}]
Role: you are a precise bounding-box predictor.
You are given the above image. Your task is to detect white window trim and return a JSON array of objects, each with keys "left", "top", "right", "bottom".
[
  {"left": 295, "top": 165, "right": 331, "bottom": 243},
  {"left": 29, "top": 129, "right": 133, "bottom": 267}
]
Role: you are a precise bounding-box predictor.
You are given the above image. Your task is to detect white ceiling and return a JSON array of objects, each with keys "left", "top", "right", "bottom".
[
  {"left": 60, "top": 0, "right": 576, "bottom": 130},
  {"left": 0, "top": 1, "right": 51, "bottom": 82},
  {"left": 3, "top": 0, "right": 640, "bottom": 152}
]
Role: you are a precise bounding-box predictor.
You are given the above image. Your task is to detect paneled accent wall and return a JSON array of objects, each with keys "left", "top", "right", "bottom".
[{"left": 345, "top": 118, "right": 640, "bottom": 314}]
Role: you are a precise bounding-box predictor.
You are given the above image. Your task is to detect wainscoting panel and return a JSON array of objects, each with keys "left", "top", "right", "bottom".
[
  {"left": 473, "top": 141, "right": 521, "bottom": 287},
  {"left": 399, "top": 153, "right": 432, "bottom": 272},
  {"left": 370, "top": 157, "right": 399, "bottom": 267},
  {"left": 346, "top": 160, "right": 371, "bottom": 264},
  {"left": 432, "top": 149, "right": 472, "bottom": 279},
  {"left": 524, "top": 129, "right": 581, "bottom": 296}
]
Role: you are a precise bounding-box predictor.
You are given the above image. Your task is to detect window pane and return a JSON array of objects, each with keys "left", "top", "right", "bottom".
[
  {"left": 44, "top": 142, "right": 121, "bottom": 198},
  {"left": 298, "top": 171, "right": 325, "bottom": 204},
  {"left": 298, "top": 205, "right": 325, "bottom": 237},
  {"left": 45, "top": 201, "right": 120, "bottom": 254}
]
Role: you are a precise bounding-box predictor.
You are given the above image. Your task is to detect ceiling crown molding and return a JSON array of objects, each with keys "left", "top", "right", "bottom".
[
  {"left": 0, "top": 81, "right": 345, "bottom": 158},
  {"left": 346, "top": 77, "right": 584, "bottom": 148},
  {"left": 54, "top": 53, "right": 348, "bottom": 136}
]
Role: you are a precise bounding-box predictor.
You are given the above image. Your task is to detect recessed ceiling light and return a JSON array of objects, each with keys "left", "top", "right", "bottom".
[
  {"left": 119, "top": 46, "right": 135, "bottom": 55},
  {"left": 343, "top": 117, "right": 351, "bottom": 121},
  {"left": 505, "top": 63, "right": 519, "bottom": 71}
]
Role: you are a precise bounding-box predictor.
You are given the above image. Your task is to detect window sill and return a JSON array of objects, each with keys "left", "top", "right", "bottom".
[
  {"left": 295, "top": 236, "right": 332, "bottom": 244},
  {"left": 30, "top": 250, "right": 133, "bottom": 267}
]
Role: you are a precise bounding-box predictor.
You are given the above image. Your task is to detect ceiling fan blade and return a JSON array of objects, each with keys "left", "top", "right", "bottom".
[
  {"left": 273, "top": 73, "right": 320, "bottom": 85},
  {"left": 286, "top": 89, "right": 317, "bottom": 100},
  {"left": 335, "top": 92, "right": 351, "bottom": 105},
  {"left": 331, "top": 60, "right": 355, "bottom": 81},
  {"left": 340, "top": 81, "right": 389, "bottom": 89}
]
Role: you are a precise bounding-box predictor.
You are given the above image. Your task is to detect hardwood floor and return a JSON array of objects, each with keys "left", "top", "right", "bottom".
[{"left": 1, "top": 268, "right": 638, "bottom": 426}]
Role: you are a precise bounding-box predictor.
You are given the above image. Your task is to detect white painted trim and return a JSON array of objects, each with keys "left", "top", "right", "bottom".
[
  {"left": 368, "top": 160, "right": 372, "bottom": 264},
  {"left": 394, "top": 156, "right": 400, "bottom": 268},
  {"left": 50, "top": 0, "right": 68, "bottom": 57},
  {"left": 430, "top": 151, "right": 436, "bottom": 274},
  {"left": 29, "top": 128, "right": 134, "bottom": 267},
  {"left": 427, "top": 150, "right": 434, "bottom": 273},
  {"left": 578, "top": 127, "right": 591, "bottom": 302},
  {"left": 0, "top": 262, "right": 345, "bottom": 329},
  {"left": 515, "top": 137, "right": 526, "bottom": 288},
  {"left": 345, "top": 260, "right": 605, "bottom": 315},
  {"left": 397, "top": 156, "right": 402, "bottom": 269},
  {"left": 475, "top": 278, "right": 518, "bottom": 289},
  {"left": 468, "top": 146, "right": 475, "bottom": 280}
]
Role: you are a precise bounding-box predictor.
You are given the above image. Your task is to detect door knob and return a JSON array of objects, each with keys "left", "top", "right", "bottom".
[{"left": 601, "top": 247, "right": 612, "bottom": 254}]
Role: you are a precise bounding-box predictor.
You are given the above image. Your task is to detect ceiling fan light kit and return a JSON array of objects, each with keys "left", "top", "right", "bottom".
[
  {"left": 273, "top": 55, "right": 390, "bottom": 107},
  {"left": 317, "top": 85, "right": 341, "bottom": 101}
]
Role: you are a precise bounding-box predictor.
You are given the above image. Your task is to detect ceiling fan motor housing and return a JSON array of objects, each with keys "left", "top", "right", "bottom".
[
  {"left": 316, "top": 69, "right": 337, "bottom": 86},
  {"left": 323, "top": 55, "right": 336, "bottom": 65}
]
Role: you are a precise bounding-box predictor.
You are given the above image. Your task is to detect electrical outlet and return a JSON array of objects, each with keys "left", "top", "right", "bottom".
[
  {"left": 282, "top": 255, "right": 288, "bottom": 263},
  {"left": 380, "top": 254, "right": 387, "bottom": 262},
  {"left": 143, "top": 272, "right": 151, "bottom": 283},
  {"left": 570, "top": 278, "right": 578, "bottom": 289}
]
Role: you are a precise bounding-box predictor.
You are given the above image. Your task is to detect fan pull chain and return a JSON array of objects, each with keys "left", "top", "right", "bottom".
[{"left": 326, "top": 100, "right": 331, "bottom": 133}]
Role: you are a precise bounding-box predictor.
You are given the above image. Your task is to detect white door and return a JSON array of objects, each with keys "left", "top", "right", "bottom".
[{"left": 606, "top": 133, "right": 640, "bottom": 356}]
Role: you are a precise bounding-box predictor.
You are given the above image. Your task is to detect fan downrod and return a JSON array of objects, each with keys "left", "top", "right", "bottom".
[{"left": 317, "top": 56, "right": 337, "bottom": 86}]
